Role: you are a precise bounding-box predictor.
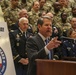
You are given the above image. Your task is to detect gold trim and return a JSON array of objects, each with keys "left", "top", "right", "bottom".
[{"left": 13, "top": 55, "right": 19, "bottom": 60}]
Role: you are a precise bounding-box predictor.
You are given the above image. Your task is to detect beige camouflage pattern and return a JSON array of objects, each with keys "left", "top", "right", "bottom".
[
  {"left": 28, "top": 9, "right": 40, "bottom": 33},
  {"left": 3, "top": 6, "right": 20, "bottom": 30}
]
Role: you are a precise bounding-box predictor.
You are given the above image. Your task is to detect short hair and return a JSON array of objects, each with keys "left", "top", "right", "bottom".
[
  {"left": 32, "top": 1, "right": 39, "bottom": 6},
  {"left": 19, "top": 9, "right": 27, "bottom": 15},
  {"left": 19, "top": 17, "right": 28, "bottom": 24},
  {"left": 37, "top": 16, "right": 52, "bottom": 26},
  {"left": 70, "top": 17, "right": 76, "bottom": 22}
]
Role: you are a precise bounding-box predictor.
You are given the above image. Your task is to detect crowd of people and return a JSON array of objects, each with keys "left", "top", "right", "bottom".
[{"left": 0, "top": 0, "right": 76, "bottom": 75}]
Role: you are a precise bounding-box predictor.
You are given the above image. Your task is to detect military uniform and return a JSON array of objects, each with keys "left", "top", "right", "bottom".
[
  {"left": 43, "top": 0, "right": 53, "bottom": 12},
  {"left": 55, "top": 19, "right": 71, "bottom": 36},
  {"left": 68, "top": 13, "right": 76, "bottom": 23},
  {"left": 9, "top": 29, "right": 31, "bottom": 75},
  {"left": 27, "top": 0, "right": 37, "bottom": 11},
  {"left": 28, "top": 9, "right": 40, "bottom": 33},
  {"left": 51, "top": 8, "right": 61, "bottom": 25},
  {"left": 18, "top": 1, "right": 31, "bottom": 11},
  {"left": 69, "top": 1, "right": 76, "bottom": 8},
  {"left": 3, "top": 6, "right": 20, "bottom": 30},
  {"left": 0, "top": 0, "right": 10, "bottom": 12},
  {"left": 10, "top": 21, "right": 33, "bottom": 35},
  {"left": 62, "top": 39, "right": 76, "bottom": 57},
  {"left": 60, "top": 7, "right": 72, "bottom": 17}
]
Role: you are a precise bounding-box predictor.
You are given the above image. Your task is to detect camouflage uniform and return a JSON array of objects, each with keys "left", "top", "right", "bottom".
[
  {"left": 27, "top": 0, "right": 37, "bottom": 8},
  {"left": 28, "top": 9, "right": 40, "bottom": 33},
  {"left": 27, "top": 0, "right": 37, "bottom": 3},
  {"left": 43, "top": 0, "right": 53, "bottom": 12},
  {"left": 0, "top": 0, "right": 10, "bottom": 12},
  {"left": 67, "top": 15, "right": 74, "bottom": 23},
  {"left": 51, "top": 8, "right": 61, "bottom": 25},
  {"left": 55, "top": 19, "right": 71, "bottom": 36},
  {"left": 46, "top": 0, "right": 56, "bottom": 6},
  {"left": 18, "top": 2, "right": 30, "bottom": 11},
  {"left": 3, "top": 6, "right": 20, "bottom": 30},
  {"left": 69, "top": 1, "right": 76, "bottom": 8},
  {"left": 60, "top": 7, "right": 72, "bottom": 17}
]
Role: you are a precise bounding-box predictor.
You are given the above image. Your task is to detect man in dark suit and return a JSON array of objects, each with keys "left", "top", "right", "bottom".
[
  {"left": 9, "top": 17, "right": 32, "bottom": 75},
  {"left": 26, "top": 16, "right": 61, "bottom": 75}
]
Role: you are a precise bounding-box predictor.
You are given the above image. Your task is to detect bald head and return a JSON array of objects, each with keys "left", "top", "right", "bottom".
[
  {"left": 19, "top": 9, "right": 28, "bottom": 18},
  {"left": 45, "top": 12, "right": 53, "bottom": 20}
]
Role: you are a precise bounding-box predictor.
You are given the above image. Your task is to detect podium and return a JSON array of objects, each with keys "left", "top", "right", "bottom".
[{"left": 36, "top": 59, "right": 76, "bottom": 75}]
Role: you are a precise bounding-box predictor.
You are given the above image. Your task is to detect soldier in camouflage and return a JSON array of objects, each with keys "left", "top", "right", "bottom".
[
  {"left": 28, "top": 1, "right": 40, "bottom": 34},
  {"left": 3, "top": 0, "right": 20, "bottom": 30},
  {"left": 0, "top": 0, "right": 10, "bottom": 12},
  {"left": 55, "top": 12, "right": 71, "bottom": 36}
]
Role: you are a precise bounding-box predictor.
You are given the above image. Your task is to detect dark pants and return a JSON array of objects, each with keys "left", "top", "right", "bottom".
[{"left": 15, "top": 63, "right": 28, "bottom": 75}]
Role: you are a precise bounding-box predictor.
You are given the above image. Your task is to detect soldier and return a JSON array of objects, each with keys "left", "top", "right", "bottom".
[
  {"left": 55, "top": 12, "right": 71, "bottom": 36},
  {"left": 38, "top": 0, "right": 46, "bottom": 13},
  {"left": 28, "top": 1, "right": 40, "bottom": 34},
  {"left": 3, "top": 0, "right": 20, "bottom": 30},
  {"left": 69, "top": 0, "right": 76, "bottom": 8},
  {"left": 70, "top": 17, "right": 76, "bottom": 31},
  {"left": 50, "top": 2, "right": 61, "bottom": 25},
  {"left": 43, "top": 0, "right": 53, "bottom": 12},
  {"left": 10, "top": 9, "right": 33, "bottom": 34},
  {"left": 58, "top": 0, "right": 72, "bottom": 16},
  {"left": 18, "top": 0, "right": 31, "bottom": 11},
  {"left": 68, "top": 6, "right": 76, "bottom": 22},
  {"left": 61, "top": 29, "right": 76, "bottom": 58},
  {"left": 9, "top": 17, "right": 31, "bottom": 75}
]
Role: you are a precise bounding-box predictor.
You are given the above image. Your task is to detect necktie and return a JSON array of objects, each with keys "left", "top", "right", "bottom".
[
  {"left": 45, "top": 39, "right": 52, "bottom": 59},
  {"left": 45, "top": 39, "right": 48, "bottom": 45},
  {"left": 23, "top": 32, "right": 26, "bottom": 37}
]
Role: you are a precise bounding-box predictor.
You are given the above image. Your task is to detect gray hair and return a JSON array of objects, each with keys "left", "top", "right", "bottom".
[{"left": 19, "top": 17, "right": 28, "bottom": 23}]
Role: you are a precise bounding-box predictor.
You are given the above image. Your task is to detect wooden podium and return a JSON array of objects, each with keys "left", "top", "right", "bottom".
[{"left": 36, "top": 59, "right": 76, "bottom": 75}]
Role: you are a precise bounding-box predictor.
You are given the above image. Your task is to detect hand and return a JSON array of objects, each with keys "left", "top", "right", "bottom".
[
  {"left": 19, "top": 58, "right": 29, "bottom": 65},
  {"left": 46, "top": 37, "right": 61, "bottom": 50}
]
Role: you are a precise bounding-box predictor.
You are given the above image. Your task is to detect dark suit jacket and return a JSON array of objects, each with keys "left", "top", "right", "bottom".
[{"left": 26, "top": 34, "right": 49, "bottom": 75}]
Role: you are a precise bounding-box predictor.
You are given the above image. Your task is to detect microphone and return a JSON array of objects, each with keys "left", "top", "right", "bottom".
[
  {"left": 60, "top": 36, "right": 76, "bottom": 43},
  {"left": 60, "top": 36, "right": 76, "bottom": 40}
]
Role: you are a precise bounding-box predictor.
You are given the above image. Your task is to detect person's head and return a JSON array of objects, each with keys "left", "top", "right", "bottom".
[
  {"left": 19, "top": 9, "right": 28, "bottom": 18},
  {"left": 37, "top": 16, "right": 52, "bottom": 38},
  {"left": 10, "top": 0, "right": 19, "bottom": 7},
  {"left": 53, "top": 2, "right": 61, "bottom": 11},
  {"left": 32, "top": 1, "right": 40, "bottom": 12},
  {"left": 70, "top": 18, "right": 76, "bottom": 29},
  {"left": 18, "top": 17, "right": 29, "bottom": 32},
  {"left": 58, "top": 0, "right": 67, "bottom": 7},
  {"left": 61, "top": 12, "right": 67, "bottom": 20},
  {"left": 70, "top": 31, "right": 76, "bottom": 38},
  {"left": 45, "top": 12, "right": 54, "bottom": 21},
  {"left": 72, "top": 6, "right": 76, "bottom": 16},
  {"left": 39, "top": 0, "right": 46, "bottom": 8},
  {"left": 21, "top": 0, "right": 26, "bottom": 3},
  {"left": 67, "top": 29, "right": 76, "bottom": 39},
  {"left": 38, "top": 11, "right": 46, "bottom": 17}
]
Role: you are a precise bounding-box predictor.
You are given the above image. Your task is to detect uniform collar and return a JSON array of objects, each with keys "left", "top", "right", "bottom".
[{"left": 19, "top": 27, "right": 26, "bottom": 34}]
